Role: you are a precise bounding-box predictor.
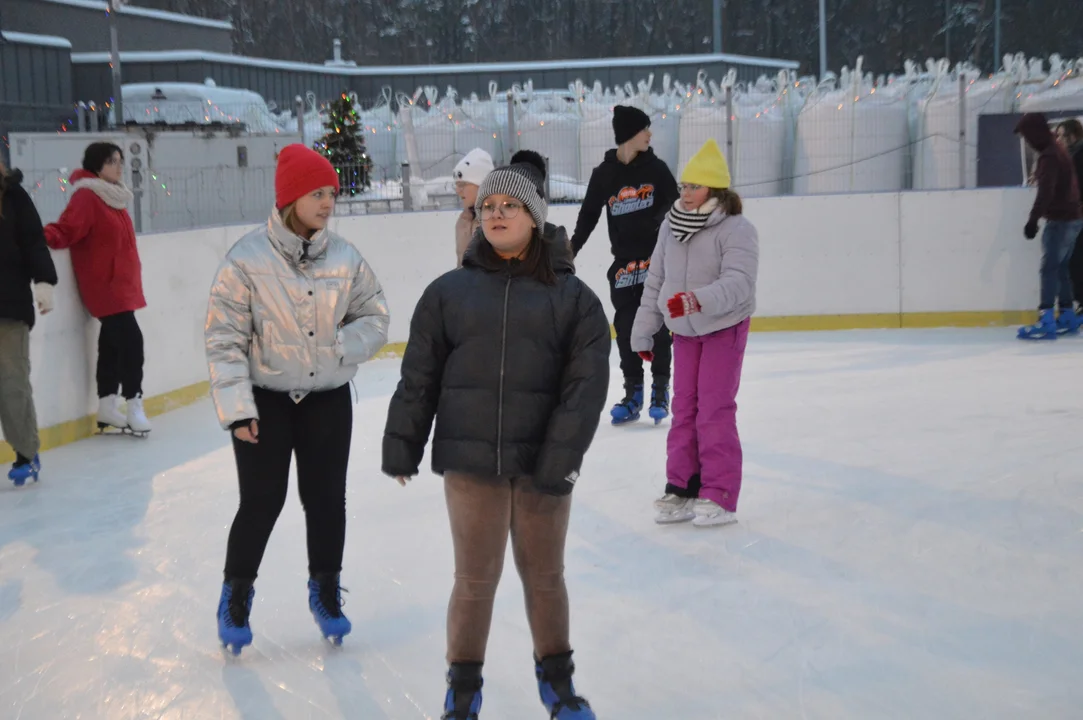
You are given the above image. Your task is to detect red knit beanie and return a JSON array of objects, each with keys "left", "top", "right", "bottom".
[{"left": 275, "top": 144, "right": 340, "bottom": 210}]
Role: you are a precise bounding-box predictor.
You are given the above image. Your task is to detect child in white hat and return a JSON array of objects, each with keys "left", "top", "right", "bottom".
[{"left": 453, "top": 148, "right": 495, "bottom": 266}]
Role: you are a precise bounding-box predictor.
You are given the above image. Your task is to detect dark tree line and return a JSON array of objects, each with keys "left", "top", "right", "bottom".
[{"left": 134, "top": 0, "right": 1083, "bottom": 78}]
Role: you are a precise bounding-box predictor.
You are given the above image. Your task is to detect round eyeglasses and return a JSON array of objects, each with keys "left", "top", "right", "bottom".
[{"left": 480, "top": 200, "right": 524, "bottom": 220}]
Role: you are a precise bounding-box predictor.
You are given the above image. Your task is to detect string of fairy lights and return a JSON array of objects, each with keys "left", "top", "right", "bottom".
[{"left": 14, "top": 64, "right": 1079, "bottom": 210}]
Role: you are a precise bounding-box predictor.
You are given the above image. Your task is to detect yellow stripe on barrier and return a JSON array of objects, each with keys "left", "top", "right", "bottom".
[
  {"left": 0, "top": 380, "right": 212, "bottom": 465},
  {"left": 0, "top": 310, "right": 1035, "bottom": 463}
]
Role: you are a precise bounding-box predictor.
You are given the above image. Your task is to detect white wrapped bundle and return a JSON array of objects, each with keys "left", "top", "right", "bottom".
[
  {"left": 678, "top": 71, "right": 787, "bottom": 197},
  {"left": 355, "top": 89, "right": 403, "bottom": 182},
  {"left": 516, "top": 82, "right": 581, "bottom": 182},
  {"left": 793, "top": 59, "right": 910, "bottom": 194},
  {"left": 914, "top": 58, "right": 1021, "bottom": 190}
]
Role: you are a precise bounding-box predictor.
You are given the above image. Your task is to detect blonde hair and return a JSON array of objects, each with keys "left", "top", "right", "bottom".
[{"left": 279, "top": 202, "right": 312, "bottom": 238}]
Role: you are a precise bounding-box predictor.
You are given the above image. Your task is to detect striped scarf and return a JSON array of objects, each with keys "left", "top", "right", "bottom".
[{"left": 666, "top": 198, "right": 719, "bottom": 243}]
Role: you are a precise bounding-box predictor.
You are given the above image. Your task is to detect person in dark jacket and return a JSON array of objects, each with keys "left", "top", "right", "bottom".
[
  {"left": 570, "top": 105, "right": 679, "bottom": 426},
  {"left": 1056, "top": 119, "right": 1083, "bottom": 313},
  {"left": 0, "top": 160, "right": 57, "bottom": 487},
  {"left": 1015, "top": 113, "right": 1083, "bottom": 339},
  {"left": 383, "top": 152, "right": 610, "bottom": 720}
]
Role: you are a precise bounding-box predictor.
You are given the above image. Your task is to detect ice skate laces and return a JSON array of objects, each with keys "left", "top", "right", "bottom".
[
  {"left": 317, "top": 581, "right": 348, "bottom": 619},
  {"left": 227, "top": 589, "right": 250, "bottom": 628}
]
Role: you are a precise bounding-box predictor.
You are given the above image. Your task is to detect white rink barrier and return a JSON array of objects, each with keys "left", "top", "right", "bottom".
[{"left": 3, "top": 187, "right": 1042, "bottom": 459}]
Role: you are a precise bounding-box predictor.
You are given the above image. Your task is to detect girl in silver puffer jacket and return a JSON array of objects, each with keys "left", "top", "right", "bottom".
[{"left": 205, "top": 144, "right": 390, "bottom": 655}]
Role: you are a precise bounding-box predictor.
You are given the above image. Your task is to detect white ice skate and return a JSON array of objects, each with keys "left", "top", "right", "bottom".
[
  {"left": 96, "top": 395, "right": 128, "bottom": 432},
  {"left": 654, "top": 494, "right": 696, "bottom": 524},
  {"left": 125, "top": 396, "right": 152, "bottom": 436},
  {"left": 691, "top": 499, "right": 737, "bottom": 528}
]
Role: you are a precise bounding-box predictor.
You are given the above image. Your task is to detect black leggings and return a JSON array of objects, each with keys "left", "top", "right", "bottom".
[
  {"left": 223, "top": 384, "right": 353, "bottom": 581},
  {"left": 97, "top": 311, "right": 144, "bottom": 399}
]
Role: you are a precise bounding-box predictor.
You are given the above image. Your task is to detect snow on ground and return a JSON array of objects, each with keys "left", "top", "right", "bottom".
[{"left": 1, "top": 328, "right": 1081, "bottom": 719}]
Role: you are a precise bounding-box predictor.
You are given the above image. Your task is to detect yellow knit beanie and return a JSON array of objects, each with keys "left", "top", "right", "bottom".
[{"left": 680, "top": 138, "right": 732, "bottom": 189}]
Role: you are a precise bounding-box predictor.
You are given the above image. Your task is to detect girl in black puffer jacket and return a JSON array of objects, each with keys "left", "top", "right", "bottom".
[{"left": 383, "top": 151, "right": 610, "bottom": 720}]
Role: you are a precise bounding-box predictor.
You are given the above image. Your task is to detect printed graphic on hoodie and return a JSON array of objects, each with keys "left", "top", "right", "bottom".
[
  {"left": 613, "top": 258, "right": 651, "bottom": 289},
  {"left": 608, "top": 184, "right": 656, "bottom": 216}
]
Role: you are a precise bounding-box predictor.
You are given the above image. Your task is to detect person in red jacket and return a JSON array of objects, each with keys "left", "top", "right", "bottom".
[{"left": 45, "top": 142, "right": 151, "bottom": 434}]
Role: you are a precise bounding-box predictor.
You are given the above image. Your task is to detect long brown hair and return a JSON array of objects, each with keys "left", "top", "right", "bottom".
[
  {"left": 709, "top": 188, "right": 743, "bottom": 215},
  {"left": 475, "top": 227, "right": 557, "bottom": 285},
  {"left": 1059, "top": 118, "right": 1083, "bottom": 145}
]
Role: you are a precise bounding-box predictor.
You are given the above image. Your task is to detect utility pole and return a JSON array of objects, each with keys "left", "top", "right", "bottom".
[
  {"left": 944, "top": 0, "right": 951, "bottom": 61},
  {"left": 818, "top": 0, "right": 827, "bottom": 79},
  {"left": 712, "top": 0, "right": 723, "bottom": 54},
  {"left": 993, "top": 0, "right": 1001, "bottom": 71},
  {"left": 109, "top": 0, "right": 124, "bottom": 128}
]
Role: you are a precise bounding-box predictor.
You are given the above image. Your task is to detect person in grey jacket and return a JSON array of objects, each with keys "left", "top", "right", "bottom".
[
  {"left": 630, "top": 138, "right": 759, "bottom": 529},
  {"left": 205, "top": 144, "right": 390, "bottom": 655}
]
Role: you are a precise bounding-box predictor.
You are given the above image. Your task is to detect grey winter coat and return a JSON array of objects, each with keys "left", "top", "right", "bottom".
[
  {"left": 205, "top": 210, "right": 390, "bottom": 430},
  {"left": 630, "top": 208, "right": 758, "bottom": 350}
]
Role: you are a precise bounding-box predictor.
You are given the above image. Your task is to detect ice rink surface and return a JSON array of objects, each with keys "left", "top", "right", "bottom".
[{"left": 1, "top": 328, "right": 1081, "bottom": 719}]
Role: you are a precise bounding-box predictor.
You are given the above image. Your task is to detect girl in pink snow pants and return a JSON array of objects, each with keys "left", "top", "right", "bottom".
[{"left": 630, "top": 138, "right": 759, "bottom": 527}]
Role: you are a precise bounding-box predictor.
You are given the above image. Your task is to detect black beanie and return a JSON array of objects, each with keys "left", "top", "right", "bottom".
[{"left": 613, "top": 105, "right": 651, "bottom": 145}]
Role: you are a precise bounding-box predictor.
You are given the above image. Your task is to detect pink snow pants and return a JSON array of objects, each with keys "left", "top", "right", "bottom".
[{"left": 666, "top": 319, "right": 750, "bottom": 512}]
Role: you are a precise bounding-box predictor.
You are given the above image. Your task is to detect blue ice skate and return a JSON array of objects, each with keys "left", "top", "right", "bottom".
[
  {"left": 1018, "top": 309, "right": 1058, "bottom": 340},
  {"left": 442, "top": 662, "right": 483, "bottom": 720},
  {"left": 8, "top": 454, "right": 40, "bottom": 487},
  {"left": 217, "top": 579, "right": 254, "bottom": 656},
  {"left": 536, "top": 652, "right": 596, "bottom": 719},
  {"left": 648, "top": 383, "right": 670, "bottom": 425},
  {"left": 1057, "top": 308, "right": 1081, "bottom": 335},
  {"left": 308, "top": 573, "right": 351, "bottom": 646},
  {"left": 610, "top": 384, "right": 643, "bottom": 425}
]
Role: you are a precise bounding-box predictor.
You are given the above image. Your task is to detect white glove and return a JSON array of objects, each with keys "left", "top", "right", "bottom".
[{"left": 33, "top": 283, "right": 54, "bottom": 315}]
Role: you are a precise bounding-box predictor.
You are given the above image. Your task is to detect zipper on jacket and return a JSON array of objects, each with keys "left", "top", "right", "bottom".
[{"left": 496, "top": 275, "right": 511, "bottom": 476}]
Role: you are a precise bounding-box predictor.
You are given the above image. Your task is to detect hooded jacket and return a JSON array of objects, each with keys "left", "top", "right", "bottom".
[
  {"left": 1016, "top": 114, "right": 1083, "bottom": 225},
  {"left": 570, "top": 147, "right": 679, "bottom": 262},
  {"left": 0, "top": 169, "right": 58, "bottom": 330},
  {"left": 382, "top": 231, "right": 611, "bottom": 496},
  {"left": 454, "top": 207, "right": 481, "bottom": 267},
  {"left": 1070, "top": 140, "right": 1083, "bottom": 200},
  {"left": 631, "top": 205, "right": 758, "bottom": 350},
  {"left": 205, "top": 210, "right": 390, "bottom": 430},
  {"left": 44, "top": 169, "right": 146, "bottom": 319}
]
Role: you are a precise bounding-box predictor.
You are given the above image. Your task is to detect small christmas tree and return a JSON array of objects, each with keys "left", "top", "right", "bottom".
[{"left": 318, "top": 92, "right": 372, "bottom": 195}]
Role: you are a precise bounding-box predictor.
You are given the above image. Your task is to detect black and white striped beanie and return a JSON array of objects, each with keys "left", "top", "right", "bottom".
[{"left": 474, "top": 150, "right": 548, "bottom": 229}]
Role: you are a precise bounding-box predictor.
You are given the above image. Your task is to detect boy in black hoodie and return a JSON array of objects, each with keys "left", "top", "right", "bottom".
[{"left": 571, "top": 106, "right": 679, "bottom": 425}]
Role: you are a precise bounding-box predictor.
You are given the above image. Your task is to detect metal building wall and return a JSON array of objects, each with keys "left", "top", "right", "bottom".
[
  {"left": 0, "top": 33, "right": 74, "bottom": 162},
  {"left": 70, "top": 52, "right": 799, "bottom": 111},
  {"left": 4, "top": 0, "right": 232, "bottom": 54}
]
